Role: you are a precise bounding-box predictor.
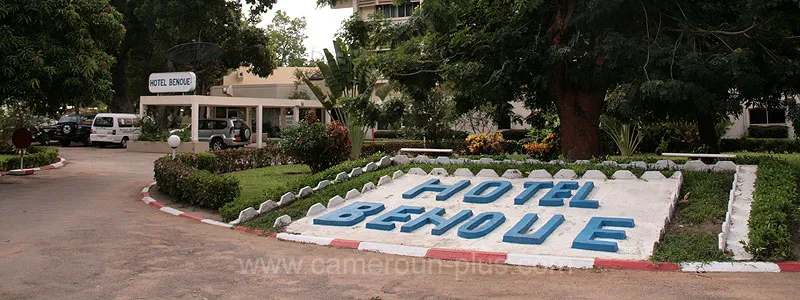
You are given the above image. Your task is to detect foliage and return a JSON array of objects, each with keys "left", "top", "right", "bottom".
[
  {"left": 153, "top": 157, "right": 240, "bottom": 209},
  {"left": 326, "top": 121, "right": 352, "bottom": 167},
  {"left": 358, "top": 0, "right": 800, "bottom": 158},
  {"left": 362, "top": 141, "right": 423, "bottom": 157},
  {"left": 786, "top": 99, "right": 800, "bottom": 138},
  {"left": 601, "top": 116, "right": 644, "bottom": 157},
  {"left": 0, "top": 0, "right": 125, "bottom": 113},
  {"left": 0, "top": 146, "right": 59, "bottom": 171},
  {"left": 500, "top": 130, "right": 529, "bottom": 141},
  {"left": 652, "top": 233, "right": 731, "bottom": 262},
  {"left": 268, "top": 10, "right": 310, "bottom": 67},
  {"left": 465, "top": 132, "right": 505, "bottom": 155},
  {"left": 279, "top": 120, "right": 349, "bottom": 173},
  {"left": 300, "top": 40, "right": 377, "bottom": 159},
  {"left": 136, "top": 118, "right": 190, "bottom": 142},
  {"left": 748, "top": 125, "right": 789, "bottom": 139},
  {"left": 523, "top": 132, "right": 559, "bottom": 160},
  {"left": 745, "top": 158, "right": 799, "bottom": 261},
  {"left": 108, "top": 0, "right": 277, "bottom": 112},
  {"left": 720, "top": 138, "right": 800, "bottom": 153}
]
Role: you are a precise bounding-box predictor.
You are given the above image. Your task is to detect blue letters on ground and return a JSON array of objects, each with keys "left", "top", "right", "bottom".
[
  {"left": 400, "top": 208, "right": 474, "bottom": 235},
  {"left": 402, "top": 179, "right": 471, "bottom": 200},
  {"left": 572, "top": 217, "right": 635, "bottom": 252},
  {"left": 458, "top": 212, "right": 506, "bottom": 239},
  {"left": 514, "top": 181, "right": 554, "bottom": 205},
  {"left": 503, "top": 213, "right": 565, "bottom": 244},
  {"left": 367, "top": 205, "right": 425, "bottom": 231},
  {"left": 313, "top": 202, "right": 385, "bottom": 226},
  {"left": 539, "top": 181, "right": 579, "bottom": 206},
  {"left": 569, "top": 182, "right": 599, "bottom": 209},
  {"left": 463, "top": 181, "right": 512, "bottom": 204}
]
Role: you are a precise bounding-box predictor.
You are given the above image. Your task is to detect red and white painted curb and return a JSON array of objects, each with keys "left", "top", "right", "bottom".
[
  {"left": 140, "top": 182, "right": 800, "bottom": 273},
  {"left": 1, "top": 157, "right": 67, "bottom": 176}
]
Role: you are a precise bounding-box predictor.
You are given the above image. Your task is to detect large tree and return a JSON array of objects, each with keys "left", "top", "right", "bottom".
[
  {"left": 108, "top": 0, "right": 278, "bottom": 112},
  {"left": 355, "top": 0, "right": 800, "bottom": 159},
  {"left": 0, "top": 0, "right": 125, "bottom": 114},
  {"left": 268, "top": 10, "right": 310, "bottom": 67}
]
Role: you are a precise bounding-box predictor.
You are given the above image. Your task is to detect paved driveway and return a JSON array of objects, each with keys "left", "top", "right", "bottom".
[{"left": 1, "top": 147, "right": 798, "bottom": 299}]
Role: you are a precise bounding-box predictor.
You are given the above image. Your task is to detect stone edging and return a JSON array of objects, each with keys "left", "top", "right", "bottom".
[
  {"left": 0, "top": 157, "right": 67, "bottom": 176},
  {"left": 227, "top": 156, "right": 394, "bottom": 226},
  {"left": 139, "top": 181, "right": 800, "bottom": 273}
]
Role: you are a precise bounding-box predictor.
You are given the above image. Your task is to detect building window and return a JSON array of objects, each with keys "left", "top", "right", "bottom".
[
  {"left": 749, "top": 108, "right": 786, "bottom": 124},
  {"left": 378, "top": 2, "right": 420, "bottom": 19}
]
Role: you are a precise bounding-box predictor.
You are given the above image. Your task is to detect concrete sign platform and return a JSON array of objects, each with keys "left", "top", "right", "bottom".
[{"left": 287, "top": 171, "right": 682, "bottom": 260}]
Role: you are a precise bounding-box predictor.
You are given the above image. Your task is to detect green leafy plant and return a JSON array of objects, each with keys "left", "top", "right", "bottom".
[
  {"left": 0, "top": 146, "right": 59, "bottom": 171},
  {"left": 744, "top": 158, "right": 799, "bottom": 261},
  {"left": 601, "top": 115, "right": 644, "bottom": 157}
]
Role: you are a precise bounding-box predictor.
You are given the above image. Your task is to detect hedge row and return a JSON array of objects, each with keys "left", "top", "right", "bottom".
[
  {"left": 748, "top": 125, "right": 789, "bottom": 139},
  {"left": 720, "top": 138, "right": 800, "bottom": 153},
  {"left": 219, "top": 153, "right": 385, "bottom": 221},
  {"left": 745, "top": 158, "right": 799, "bottom": 261},
  {"left": 154, "top": 157, "right": 241, "bottom": 209},
  {"left": 0, "top": 146, "right": 59, "bottom": 171},
  {"left": 174, "top": 147, "right": 291, "bottom": 174}
]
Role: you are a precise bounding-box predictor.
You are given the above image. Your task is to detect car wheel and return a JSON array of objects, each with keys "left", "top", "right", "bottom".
[
  {"left": 210, "top": 139, "right": 224, "bottom": 151},
  {"left": 60, "top": 140, "right": 71, "bottom": 147},
  {"left": 120, "top": 138, "right": 129, "bottom": 148}
]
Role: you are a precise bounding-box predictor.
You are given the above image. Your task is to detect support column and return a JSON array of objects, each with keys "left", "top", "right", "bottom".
[
  {"left": 256, "top": 105, "right": 263, "bottom": 149},
  {"left": 280, "top": 107, "right": 286, "bottom": 126},
  {"left": 139, "top": 102, "right": 146, "bottom": 117},
  {"left": 293, "top": 106, "right": 300, "bottom": 124},
  {"left": 246, "top": 107, "right": 252, "bottom": 129},
  {"left": 191, "top": 101, "right": 199, "bottom": 143}
]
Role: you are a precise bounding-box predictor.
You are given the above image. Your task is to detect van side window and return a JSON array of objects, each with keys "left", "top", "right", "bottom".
[{"left": 118, "top": 118, "right": 134, "bottom": 128}]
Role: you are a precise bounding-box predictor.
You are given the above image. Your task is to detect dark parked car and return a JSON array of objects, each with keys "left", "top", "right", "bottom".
[{"left": 53, "top": 114, "right": 94, "bottom": 146}]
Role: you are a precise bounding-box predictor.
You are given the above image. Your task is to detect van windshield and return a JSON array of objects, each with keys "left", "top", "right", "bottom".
[{"left": 94, "top": 117, "right": 114, "bottom": 127}]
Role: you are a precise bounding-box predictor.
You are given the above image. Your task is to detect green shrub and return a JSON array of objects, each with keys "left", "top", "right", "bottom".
[
  {"left": 720, "top": 138, "right": 800, "bottom": 153},
  {"left": 362, "top": 141, "right": 424, "bottom": 157},
  {"left": 280, "top": 120, "right": 348, "bottom": 173},
  {"left": 212, "top": 147, "right": 288, "bottom": 173},
  {"left": 178, "top": 171, "right": 240, "bottom": 209},
  {"left": 154, "top": 157, "right": 241, "bottom": 210},
  {"left": 748, "top": 125, "right": 789, "bottom": 139},
  {"left": 326, "top": 121, "right": 351, "bottom": 168},
  {"left": 744, "top": 158, "right": 799, "bottom": 261},
  {"left": 1, "top": 146, "right": 59, "bottom": 171}
]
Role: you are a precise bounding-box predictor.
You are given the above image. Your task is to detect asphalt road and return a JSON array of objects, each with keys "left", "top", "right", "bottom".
[{"left": 1, "top": 147, "right": 799, "bottom": 299}]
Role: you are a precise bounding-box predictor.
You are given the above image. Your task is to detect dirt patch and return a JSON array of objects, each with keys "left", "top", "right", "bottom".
[{"left": 149, "top": 185, "right": 223, "bottom": 221}]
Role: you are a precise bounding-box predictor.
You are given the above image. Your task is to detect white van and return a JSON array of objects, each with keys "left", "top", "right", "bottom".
[{"left": 90, "top": 113, "right": 141, "bottom": 148}]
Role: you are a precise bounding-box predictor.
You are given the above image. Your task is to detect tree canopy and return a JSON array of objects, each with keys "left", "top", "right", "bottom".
[
  {"left": 359, "top": 0, "right": 800, "bottom": 158},
  {"left": 108, "top": 0, "right": 278, "bottom": 112},
  {"left": 268, "top": 10, "right": 310, "bottom": 67},
  {"left": 0, "top": 0, "right": 125, "bottom": 114}
]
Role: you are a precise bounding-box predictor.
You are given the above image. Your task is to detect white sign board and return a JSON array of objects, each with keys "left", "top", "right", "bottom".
[
  {"left": 148, "top": 72, "right": 197, "bottom": 93},
  {"left": 287, "top": 174, "right": 682, "bottom": 260}
]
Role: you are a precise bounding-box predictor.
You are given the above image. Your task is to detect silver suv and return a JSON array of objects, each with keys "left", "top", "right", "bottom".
[{"left": 196, "top": 119, "right": 251, "bottom": 150}]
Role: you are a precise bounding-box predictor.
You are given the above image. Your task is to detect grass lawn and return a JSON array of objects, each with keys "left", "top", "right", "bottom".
[
  {"left": 651, "top": 171, "right": 734, "bottom": 262},
  {"left": 228, "top": 164, "right": 312, "bottom": 207}
]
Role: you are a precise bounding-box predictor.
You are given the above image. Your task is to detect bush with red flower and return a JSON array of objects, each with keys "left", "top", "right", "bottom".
[{"left": 279, "top": 118, "right": 352, "bottom": 173}]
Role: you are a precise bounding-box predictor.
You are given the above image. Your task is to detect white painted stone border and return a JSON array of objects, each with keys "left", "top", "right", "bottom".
[
  {"left": 721, "top": 165, "right": 757, "bottom": 260},
  {"left": 228, "top": 156, "right": 396, "bottom": 225}
]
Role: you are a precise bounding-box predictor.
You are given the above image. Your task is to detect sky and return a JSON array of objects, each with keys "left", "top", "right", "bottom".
[{"left": 258, "top": 0, "right": 352, "bottom": 61}]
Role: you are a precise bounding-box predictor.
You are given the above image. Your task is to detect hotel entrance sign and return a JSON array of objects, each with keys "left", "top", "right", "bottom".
[{"left": 148, "top": 72, "right": 197, "bottom": 93}]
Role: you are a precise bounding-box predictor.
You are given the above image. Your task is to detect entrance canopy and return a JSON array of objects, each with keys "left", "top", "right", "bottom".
[{"left": 139, "top": 95, "right": 326, "bottom": 148}]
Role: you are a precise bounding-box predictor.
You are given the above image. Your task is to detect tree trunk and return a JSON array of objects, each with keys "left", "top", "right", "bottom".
[
  {"left": 110, "top": 54, "right": 134, "bottom": 113},
  {"left": 696, "top": 116, "right": 720, "bottom": 153},
  {"left": 553, "top": 88, "right": 605, "bottom": 160}
]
